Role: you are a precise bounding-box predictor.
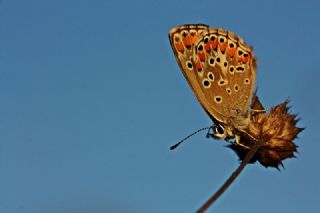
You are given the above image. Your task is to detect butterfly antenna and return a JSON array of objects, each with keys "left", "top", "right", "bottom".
[{"left": 170, "top": 127, "right": 210, "bottom": 150}]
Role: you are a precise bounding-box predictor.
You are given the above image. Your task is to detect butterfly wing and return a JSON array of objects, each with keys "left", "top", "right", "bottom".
[
  {"left": 169, "top": 24, "right": 257, "bottom": 130},
  {"left": 169, "top": 24, "right": 222, "bottom": 120}
]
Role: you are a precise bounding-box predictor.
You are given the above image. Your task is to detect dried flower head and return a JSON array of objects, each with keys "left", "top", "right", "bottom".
[{"left": 229, "top": 95, "right": 304, "bottom": 169}]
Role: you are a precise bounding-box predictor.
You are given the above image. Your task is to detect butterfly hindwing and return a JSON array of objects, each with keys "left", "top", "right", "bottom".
[
  {"left": 194, "top": 28, "right": 257, "bottom": 129},
  {"left": 169, "top": 24, "right": 225, "bottom": 122}
]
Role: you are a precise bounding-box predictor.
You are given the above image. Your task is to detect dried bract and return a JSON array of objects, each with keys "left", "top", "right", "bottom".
[{"left": 229, "top": 95, "right": 304, "bottom": 169}]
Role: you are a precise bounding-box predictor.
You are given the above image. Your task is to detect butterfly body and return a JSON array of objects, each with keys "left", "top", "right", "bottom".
[{"left": 169, "top": 24, "right": 257, "bottom": 141}]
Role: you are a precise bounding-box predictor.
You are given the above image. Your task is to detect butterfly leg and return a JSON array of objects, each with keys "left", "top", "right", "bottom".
[
  {"left": 206, "top": 126, "right": 215, "bottom": 138},
  {"left": 251, "top": 109, "right": 266, "bottom": 113},
  {"left": 234, "top": 135, "right": 250, "bottom": 149}
]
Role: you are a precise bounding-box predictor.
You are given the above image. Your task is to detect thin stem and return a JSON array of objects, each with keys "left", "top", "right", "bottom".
[{"left": 196, "top": 139, "right": 264, "bottom": 213}]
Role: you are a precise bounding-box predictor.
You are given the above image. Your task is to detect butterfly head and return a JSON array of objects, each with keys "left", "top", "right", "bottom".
[{"left": 209, "top": 123, "right": 235, "bottom": 140}]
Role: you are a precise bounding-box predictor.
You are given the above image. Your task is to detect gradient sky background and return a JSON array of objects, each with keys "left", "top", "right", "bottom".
[{"left": 1, "top": 0, "right": 320, "bottom": 212}]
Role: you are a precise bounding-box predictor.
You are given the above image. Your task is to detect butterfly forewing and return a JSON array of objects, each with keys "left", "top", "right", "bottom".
[
  {"left": 169, "top": 24, "right": 257, "bottom": 130},
  {"left": 169, "top": 24, "right": 225, "bottom": 122}
]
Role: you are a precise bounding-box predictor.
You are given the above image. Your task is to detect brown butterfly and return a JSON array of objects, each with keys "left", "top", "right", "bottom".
[
  {"left": 169, "top": 24, "right": 304, "bottom": 211},
  {"left": 169, "top": 24, "right": 257, "bottom": 145}
]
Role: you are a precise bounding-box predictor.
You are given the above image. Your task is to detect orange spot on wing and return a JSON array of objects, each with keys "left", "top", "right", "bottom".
[
  {"left": 242, "top": 54, "right": 251, "bottom": 63},
  {"left": 220, "top": 42, "right": 227, "bottom": 53},
  {"left": 195, "top": 61, "right": 202, "bottom": 71},
  {"left": 175, "top": 42, "right": 184, "bottom": 53},
  {"left": 212, "top": 39, "right": 218, "bottom": 49},
  {"left": 238, "top": 56, "right": 243, "bottom": 62},
  {"left": 242, "top": 56, "right": 249, "bottom": 63},
  {"left": 198, "top": 52, "right": 206, "bottom": 61},
  {"left": 205, "top": 43, "right": 211, "bottom": 52},
  {"left": 228, "top": 47, "right": 236, "bottom": 57},
  {"left": 191, "top": 35, "right": 200, "bottom": 44},
  {"left": 182, "top": 37, "right": 192, "bottom": 49}
]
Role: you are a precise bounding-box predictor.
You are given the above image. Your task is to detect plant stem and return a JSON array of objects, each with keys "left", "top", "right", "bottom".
[{"left": 196, "top": 139, "right": 263, "bottom": 213}]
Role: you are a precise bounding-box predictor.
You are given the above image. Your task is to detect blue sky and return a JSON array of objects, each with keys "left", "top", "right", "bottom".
[{"left": 1, "top": 0, "right": 319, "bottom": 212}]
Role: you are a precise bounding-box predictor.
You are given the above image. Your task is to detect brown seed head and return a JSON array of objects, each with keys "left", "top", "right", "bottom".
[{"left": 229, "top": 95, "right": 304, "bottom": 169}]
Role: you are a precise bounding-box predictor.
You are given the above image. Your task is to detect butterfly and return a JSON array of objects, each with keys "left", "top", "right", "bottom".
[
  {"left": 169, "top": 24, "right": 304, "bottom": 211},
  {"left": 169, "top": 24, "right": 257, "bottom": 145}
]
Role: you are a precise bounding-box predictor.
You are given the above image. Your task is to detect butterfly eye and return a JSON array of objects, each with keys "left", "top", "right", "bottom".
[
  {"left": 213, "top": 124, "right": 226, "bottom": 139},
  {"left": 216, "top": 125, "right": 224, "bottom": 134}
]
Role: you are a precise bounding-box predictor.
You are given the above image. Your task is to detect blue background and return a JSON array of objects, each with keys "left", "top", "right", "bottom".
[{"left": 1, "top": 0, "right": 319, "bottom": 212}]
